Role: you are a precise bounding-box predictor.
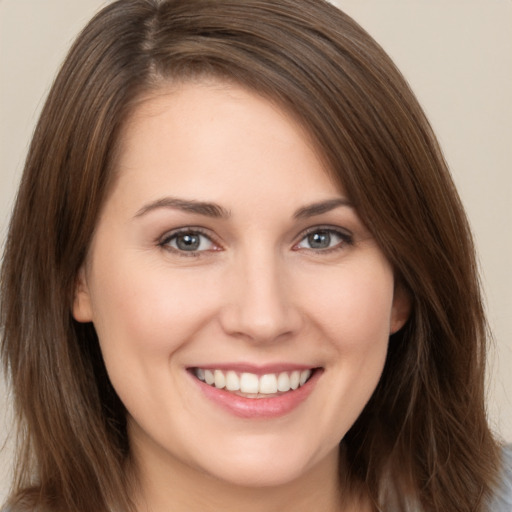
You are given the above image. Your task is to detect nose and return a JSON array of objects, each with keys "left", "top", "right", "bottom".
[{"left": 219, "top": 248, "right": 302, "bottom": 344}]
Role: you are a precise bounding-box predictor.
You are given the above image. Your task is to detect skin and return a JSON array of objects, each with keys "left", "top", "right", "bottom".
[{"left": 74, "top": 80, "right": 410, "bottom": 512}]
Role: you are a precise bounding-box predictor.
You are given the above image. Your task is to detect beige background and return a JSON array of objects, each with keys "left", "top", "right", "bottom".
[{"left": 1, "top": 0, "right": 511, "bottom": 499}]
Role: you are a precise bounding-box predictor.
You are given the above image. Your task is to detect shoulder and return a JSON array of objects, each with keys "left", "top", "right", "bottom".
[{"left": 488, "top": 444, "right": 512, "bottom": 511}]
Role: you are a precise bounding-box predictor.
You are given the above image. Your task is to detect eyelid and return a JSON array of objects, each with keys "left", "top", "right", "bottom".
[
  {"left": 156, "top": 224, "right": 353, "bottom": 256},
  {"left": 158, "top": 227, "right": 222, "bottom": 256},
  {"left": 293, "top": 225, "right": 354, "bottom": 251}
]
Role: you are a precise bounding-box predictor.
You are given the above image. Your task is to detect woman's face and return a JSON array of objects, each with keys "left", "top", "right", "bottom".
[{"left": 74, "top": 81, "right": 409, "bottom": 489}]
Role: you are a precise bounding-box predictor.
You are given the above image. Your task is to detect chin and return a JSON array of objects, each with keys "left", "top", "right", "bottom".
[
  {"left": 202, "top": 459, "right": 315, "bottom": 488},
  {"left": 188, "top": 437, "right": 337, "bottom": 489}
]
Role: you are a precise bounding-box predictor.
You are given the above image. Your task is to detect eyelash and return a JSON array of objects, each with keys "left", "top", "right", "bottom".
[
  {"left": 158, "top": 226, "right": 353, "bottom": 257},
  {"left": 293, "top": 226, "right": 354, "bottom": 253},
  {"left": 159, "top": 227, "right": 219, "bottom": 258}
]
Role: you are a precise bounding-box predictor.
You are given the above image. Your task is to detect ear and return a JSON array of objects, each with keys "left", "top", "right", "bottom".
[
  {"left": 73, "top": 266, "right": 93, "bottom": 323},
  {"left": 390, "top": 284, "right": 412, "bottom": 335}
]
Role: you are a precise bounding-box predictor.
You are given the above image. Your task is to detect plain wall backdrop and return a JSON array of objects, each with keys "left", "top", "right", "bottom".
[{"left": 1, "top": 0, "right": 511, "bottom": 500}]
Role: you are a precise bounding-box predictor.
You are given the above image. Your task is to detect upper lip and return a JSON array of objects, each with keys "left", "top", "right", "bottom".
[{"left": 187, "top": 363, "right": 319, "bottom": 375}]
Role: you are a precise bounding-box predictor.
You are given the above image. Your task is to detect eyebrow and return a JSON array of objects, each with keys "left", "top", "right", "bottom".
[
  {"left": 134, "top": 197, "right": 231, "bottom": 219},
  {"left": 293, "top": 198, "right": 353, "bottom": 219},
  {"left": 134, "top": 196, "right": 352, "bottom": 220}
]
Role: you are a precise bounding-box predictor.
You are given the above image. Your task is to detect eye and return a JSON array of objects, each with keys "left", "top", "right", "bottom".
[
  {"left": 295, "top": 228, "right": 352, "bottom": 251},
  {"left": 160, "top": 229, "right": 217, "bottom": 254}
]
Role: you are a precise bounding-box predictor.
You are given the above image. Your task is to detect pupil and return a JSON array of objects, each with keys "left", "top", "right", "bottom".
[
  {"left": 308, "top": 231, "right": 330, "bottom": 249},
  {"left": 177, "top": 233, "right": 200, "bottom": 251}
]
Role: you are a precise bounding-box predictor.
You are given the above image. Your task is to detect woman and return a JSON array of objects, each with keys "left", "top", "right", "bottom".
[{"left": 1, "top": 0, "right": 509, "bottom": 511}]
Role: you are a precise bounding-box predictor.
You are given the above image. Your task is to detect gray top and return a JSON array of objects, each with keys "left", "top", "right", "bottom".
[{"left": 488, "top": 444, "right": 512, "bottom": 511}]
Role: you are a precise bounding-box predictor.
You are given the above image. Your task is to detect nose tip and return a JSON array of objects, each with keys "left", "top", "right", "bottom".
[{"left": 219, "top": 261, "right": 301, "bottom": 344}]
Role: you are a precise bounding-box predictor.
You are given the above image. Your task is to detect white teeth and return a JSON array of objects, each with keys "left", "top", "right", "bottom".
[
  {"left": 214, "top": 369, "right": 225, "bottom": 389},
  {"left": 259, "top": 374, "right": 278, "bottom": 394},
  {"left": 194, "top": 367, "right": 315, "bottom": 396},
  {"left": 299, "top": 369, "right": 311, "bottom": 386},
  {"left": 290, "top": 370, "right": 300, "bottom": 390},
  {"left": 277, "top": 372, "right": 291, "bottom": 392},
  {"left": 204, "top": 369, "right": 214, "bottom": 385},
  {"left": 240, "top": 372, "right": 260, "bottom": 394},
  {"left": 225, "top": 370, "right": 240, "bottom": 391}
]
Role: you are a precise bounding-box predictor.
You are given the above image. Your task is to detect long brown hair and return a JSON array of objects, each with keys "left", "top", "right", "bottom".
[{"left": 1, "top": 1, "right": 500, "bottom": 511}]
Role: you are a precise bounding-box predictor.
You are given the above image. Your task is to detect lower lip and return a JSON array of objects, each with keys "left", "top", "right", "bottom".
[{"left": 191, "top": 370, "right": 321, "bottom": 419}]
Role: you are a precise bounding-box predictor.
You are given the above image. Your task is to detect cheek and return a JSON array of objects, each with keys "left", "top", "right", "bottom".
[
  {"left": 300, "top": 260, "right": 394, "bottom": 421},
  {"left": 86, "top": 256, "right": 225, "bottom": 427},
  {"left": 302, "top": 261, "right": 395, "bottom": 351},
  {"left": 87, "top": 253, "right": 222, "bottom": 369}
]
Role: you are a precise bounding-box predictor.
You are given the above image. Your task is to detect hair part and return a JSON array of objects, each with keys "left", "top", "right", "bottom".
[{"left": 1, "top": 1, "right": 500, "bottom": 511}]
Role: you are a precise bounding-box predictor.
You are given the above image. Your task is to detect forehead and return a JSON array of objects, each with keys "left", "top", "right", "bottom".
[
  {"left": 110, "top": 80, "right": 342, "bottom": 208},
  {"left": 120, "top": 79, "right": 320, "bottom": 160}
]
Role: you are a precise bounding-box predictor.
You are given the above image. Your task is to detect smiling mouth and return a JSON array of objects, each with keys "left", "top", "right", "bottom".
[{"left": 191, "top": 367, "right": 316, "bottom": 399}]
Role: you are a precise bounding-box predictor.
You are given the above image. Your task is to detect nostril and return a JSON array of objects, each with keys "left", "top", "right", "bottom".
[{"left": 218, "top": 298, "right": 302, "bottom": 344}]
